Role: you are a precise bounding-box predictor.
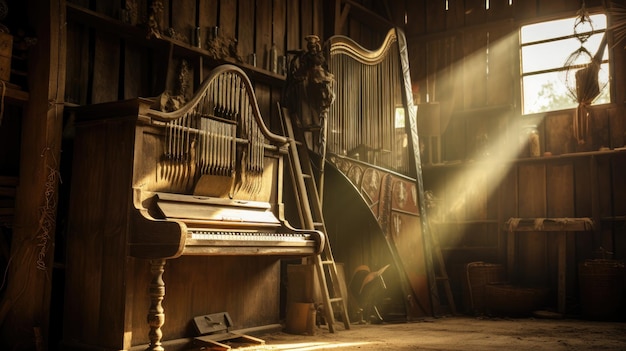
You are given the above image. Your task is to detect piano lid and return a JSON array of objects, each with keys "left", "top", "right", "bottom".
[{"left": 154, "top": 192, "right": 281, "bottom": 226}]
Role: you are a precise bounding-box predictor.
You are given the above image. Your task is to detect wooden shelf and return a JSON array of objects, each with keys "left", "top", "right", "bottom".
[
  {"left": 423, "top": 147, "right": 626, "bottom": 170},
  {"left": 450, "top": 104, "right": 515, "bottom": 117},
  {"left": 66, "top": 3, "right": 286, "bottom": 87},
  {"left": 1, "top": 82, "right": 29, "bottom": 105},
  {"left": 433, "top": 219, "right": 498, "bottom": 225},
  {"left": 504, "top": 217, "right": 595, "bottom": 232}
]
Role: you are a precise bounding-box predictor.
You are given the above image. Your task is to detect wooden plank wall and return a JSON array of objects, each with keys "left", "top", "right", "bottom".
[
  {"left": 0, "top": 0, "right": 66, "bottom": 349},
  {"left": 393, "top": 0, "right": 626, "bottom": 312},
  {"left": 64, "top": 0, "right": 326, "bottom": 131}
]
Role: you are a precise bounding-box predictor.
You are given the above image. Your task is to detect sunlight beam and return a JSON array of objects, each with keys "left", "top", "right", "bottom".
[{"left": 421, "top": 31, "right": 547, "bottom": 247}]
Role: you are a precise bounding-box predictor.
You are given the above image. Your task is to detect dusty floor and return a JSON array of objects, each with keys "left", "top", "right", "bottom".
[{"left": 247, "top": 316, "right": 626, "bottom": 351}]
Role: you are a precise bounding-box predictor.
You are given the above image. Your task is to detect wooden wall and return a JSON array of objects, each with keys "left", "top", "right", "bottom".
[
  {"left": 2, "top": 0, "right": 625, "bottom": 349},
  {"left": 0, "top": 1, "right": 394, "bottom": 349},
  {"left": 63, "top": 0, "right": 328, "bottom": 132},
  {"left": 389, "top": 0, "right": 626, "bottom": 314}
]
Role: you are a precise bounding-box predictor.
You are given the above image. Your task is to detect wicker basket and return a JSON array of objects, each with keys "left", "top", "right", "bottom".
[
  {"left": 462, "top": 262, "right": 506, "bottom": 314},
  {"left": 485, "top": 284, "right": 549, "bottom": 316},
  {"left": 579, "top": 259, "right": 625, "bottom": 320}
]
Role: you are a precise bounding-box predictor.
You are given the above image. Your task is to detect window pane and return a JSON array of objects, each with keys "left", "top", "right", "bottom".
[
  {"left": 521, "top": 14, "right": 606, "bottom": 43},
  {"left": 521, "top": 18, "right": 577, "bottom": 43},
  {"left": 523, "top": 72, "right": 577, "bottom": 114},
  {"left": 520, "top": 13, "right": 609, "bottom": 115},
  {"left": 522, "top": 38, "right": 585, "bottom": 73}
]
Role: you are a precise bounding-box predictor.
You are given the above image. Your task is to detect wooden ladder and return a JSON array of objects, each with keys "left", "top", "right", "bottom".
[
  {"left": 427, "top": 221, "right": 456, "bottom": 316},
  {"left": 279, "top": 105, "right": 351, "bottom": 333}
]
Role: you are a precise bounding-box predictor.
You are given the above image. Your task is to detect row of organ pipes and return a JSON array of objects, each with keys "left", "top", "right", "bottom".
[{"left": 161, "top": 69, "right": 268, "bottom": 195}]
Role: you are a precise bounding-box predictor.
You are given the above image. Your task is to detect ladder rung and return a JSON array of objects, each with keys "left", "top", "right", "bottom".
[{"left": 281, "top": 109, "right": 351, "bottom": 331}]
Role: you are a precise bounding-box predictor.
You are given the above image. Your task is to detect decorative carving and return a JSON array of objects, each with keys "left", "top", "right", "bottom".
[
  {"left": 205, "top": 30, "right": 243, "bottom": 63},
  {"left": 147, "top": 1, "right": 164, "bottom": 39},
  {"left": 396, "top": 181, "right": 407, "bottom": 208},
  {"left": 347, "top": 165, "right": 363, "bottom": 187},
  {"left": 392, "top": 213, "right": 402, "bottom": 238},
  {"left": 362, "top": 169, "right": 380, "bottom": 200},
  {"left": 379, "top": 174, "right": 393, "bottom": 237},
  {"left": 157, "top": 59, "right": 190, "bottom": 112},
  {"left": 121, "top": 0, "right": 138, "bottom": 25},
  {"left": 146, "top": 259, "right": 166, "bottom": 351},
  {"left": 284, "top": 35, "right": 335, "bottom": 125}
]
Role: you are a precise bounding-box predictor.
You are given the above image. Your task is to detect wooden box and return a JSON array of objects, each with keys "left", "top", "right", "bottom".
[{"left": 0, "top": 32, "right": 12, "bottom": 82}]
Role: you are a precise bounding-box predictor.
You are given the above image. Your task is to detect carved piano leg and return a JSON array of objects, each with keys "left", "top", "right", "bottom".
[{"left": 147, "top": 259, "right": 166, "bottom": 351}]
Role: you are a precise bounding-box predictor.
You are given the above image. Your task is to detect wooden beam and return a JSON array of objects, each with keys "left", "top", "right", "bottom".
[
  {"left": 0, "top": 0, "right": 66, "bottom": 349},
  {"left": 345, "top": 0, "right": 395, "bottom": 29},
  {"left": 334, "top": 0, "right": 394, "bottom": 36}
]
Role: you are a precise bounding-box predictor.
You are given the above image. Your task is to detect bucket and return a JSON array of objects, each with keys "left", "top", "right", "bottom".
[
  {"left": 578, "top": 259, "right": 625, "bottom": 320},
  {"left": 462, "top": 262, "right": 506, "bottom": 314},
  {"left": 285, "top": 302, "right": 316, "bottom": 335}
]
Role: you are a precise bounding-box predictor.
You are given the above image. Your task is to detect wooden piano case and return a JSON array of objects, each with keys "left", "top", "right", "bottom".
[{"left": 61, "top": 65, "right": 319, "bottom": 351}]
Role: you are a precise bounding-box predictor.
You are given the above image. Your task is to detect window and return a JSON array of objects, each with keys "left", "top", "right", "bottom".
[{"left": 520, "top": 13, "right": 609, "bottom": 114}]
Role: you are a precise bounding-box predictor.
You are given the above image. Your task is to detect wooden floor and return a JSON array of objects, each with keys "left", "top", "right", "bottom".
[{"left": 181, "top": 316, "right": 626, "bottom": 350}]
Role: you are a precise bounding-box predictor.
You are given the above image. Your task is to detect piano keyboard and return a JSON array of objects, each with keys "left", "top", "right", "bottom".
[{"left": 188, "top": 230, "right": 312, "bottom": 242}]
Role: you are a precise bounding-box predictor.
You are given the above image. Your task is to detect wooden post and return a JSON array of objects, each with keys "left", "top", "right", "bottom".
[
  {"left": 147, "top": 259, "right": 167, "bottom": 351},
  {"left": 0, "top": 0, "right": 66, "bottom": 348}
]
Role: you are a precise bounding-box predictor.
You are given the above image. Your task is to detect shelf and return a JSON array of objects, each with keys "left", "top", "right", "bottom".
[
  {"left": 169, "top": 42, "right": 286, "bottom": 86},
  {"left": 0, "top": 179, "right": 15, "bottom": 197},
  {"left": 504, "top": 217, "right": 595, "bottom": 232},
  {"left": 66, "top": 3, "right": 285, "bottom": 87},
  {"left": 433, "top": 219, "right": 498, "bottom": 225},
  {"left": 450, "top": 104, "right": 515, "bottom": 117},
  {"left": 423, "top": 147, "right": 626, "bottom": 170},
  {"left": 1, "top": 82, "right": 29, "bottom": 105}
]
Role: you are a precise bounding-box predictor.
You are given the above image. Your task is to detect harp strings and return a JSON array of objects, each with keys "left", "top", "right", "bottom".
[{"left": 328, "top": 43, "right": 407, "bottom": 173}]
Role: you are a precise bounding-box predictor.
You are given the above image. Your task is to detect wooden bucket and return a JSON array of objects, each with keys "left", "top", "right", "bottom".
[
  {"left": 285, "top": 302, "right": 316, "bottom": 335},
  {"left": 578, "top": 259, "right": 625, "bottom": 320},
  {"left": 462, "top": 262, "right": 506, "bottom": 314}
]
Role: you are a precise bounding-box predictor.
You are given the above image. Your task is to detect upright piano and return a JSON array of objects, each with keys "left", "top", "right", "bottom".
[{"left": 62, "top": 65, "right": 324, "bottom": 351}]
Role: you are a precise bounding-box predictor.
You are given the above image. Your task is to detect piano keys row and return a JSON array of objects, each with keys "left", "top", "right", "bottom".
[{"left": 188, "top": 230, "right": 312, "bottom": 243}]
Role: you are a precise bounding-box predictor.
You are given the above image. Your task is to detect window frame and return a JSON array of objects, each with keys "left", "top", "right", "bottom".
[{"left": 519, "top": 11, "right": 610, "bottom": 115}]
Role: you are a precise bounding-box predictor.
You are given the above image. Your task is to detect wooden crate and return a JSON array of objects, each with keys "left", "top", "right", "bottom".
[{"left": 579, "top": 259, "right": 625, "bottom": 320}]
